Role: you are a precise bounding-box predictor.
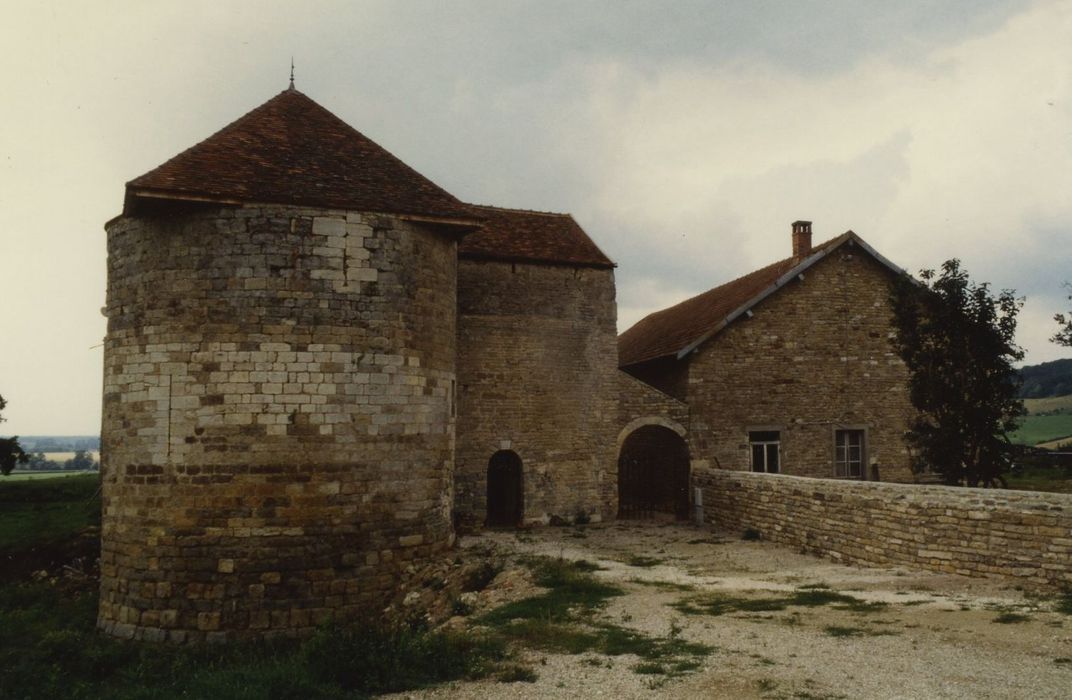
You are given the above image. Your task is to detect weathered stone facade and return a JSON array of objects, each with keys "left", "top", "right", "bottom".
[
  {"left": 686, "top": 249, "right": 914, "bottom": 482},
  {"left": 104, "top": 85, "right": 1033, "bottom": 641},
  {"left": 700, "top": 470, "right": 1072, "bottom": 589},
  {"left": 620, "top": 231, "right": 916, "bottom": 488},
  {"left": 454, "top": 259, "right": 618, "bottom": 527},
  {"left": 99, "top": 87, "right": 626, "bottom": 642},
  {"left": 99, "top": 204, "right": 458, "bottom": 641}
]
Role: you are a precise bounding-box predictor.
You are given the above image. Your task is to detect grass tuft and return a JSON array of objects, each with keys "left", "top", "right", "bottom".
[
  {"left": 672, "top": 588, "right": 884, "bottom": 617},
  {"left": 496, "top": 664, "right": 538, "bottom": 683}
]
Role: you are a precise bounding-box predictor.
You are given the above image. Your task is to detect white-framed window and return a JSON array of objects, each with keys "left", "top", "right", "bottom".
[
  {"left": 749, "top": 430, "right": 780, "bottom": 473},
  {"left": 834, "top": 429, "right": 865, "bottom": 479}
]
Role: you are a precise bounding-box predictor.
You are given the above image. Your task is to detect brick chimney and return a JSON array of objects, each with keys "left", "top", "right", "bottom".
[{"left": 792, "top": 220, "right": 812, "bottom": 259}]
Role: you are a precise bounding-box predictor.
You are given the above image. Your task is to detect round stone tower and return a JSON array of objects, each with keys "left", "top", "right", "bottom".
[{"left": 98, "top": 88, "right": 479, "bottom": 642}]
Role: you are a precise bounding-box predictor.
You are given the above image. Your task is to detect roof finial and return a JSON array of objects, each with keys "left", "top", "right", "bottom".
[{"left": 289, "top": 57, "right": 295, "bottom": 90}]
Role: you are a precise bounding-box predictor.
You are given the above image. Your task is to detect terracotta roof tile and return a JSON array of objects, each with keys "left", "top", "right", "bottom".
[
  {"left": 619, "top": 234, "right": 851, "bottom": 367},
  {"left": 460, "top": 205, "right": 614, "bottom": 268},
  {"left": 126, "top": 88, "right": 477, "bottom": 222}
]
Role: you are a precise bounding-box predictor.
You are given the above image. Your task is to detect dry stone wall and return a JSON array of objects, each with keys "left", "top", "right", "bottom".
[
  {"left": 454, "top": 259, "right": 618, "bottom": 528},
  {"left": 100, "top": 204, "right": 458, "bottom": 642},
  {"left": 687, "top": 248, "right": 915, "bottom": 483},
  {"left": 701, "top": 470, "right": 1072, "bottom": 588}
]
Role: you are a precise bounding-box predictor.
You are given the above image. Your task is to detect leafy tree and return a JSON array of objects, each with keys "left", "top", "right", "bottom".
[
  {"left": 0, "top": 394, "right": 29, "bottom": 477},
  {"left": 1053, "top": 283, "right": 1072, "bottom": 347},
  {"left": 64, "top": 450, "right": 97, "bottom": 471},
  {"left": 890, "top": 260, "right": 1024, "bottom": 487}
]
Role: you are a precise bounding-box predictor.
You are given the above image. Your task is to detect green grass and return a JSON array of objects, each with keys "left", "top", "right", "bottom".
[
  {"left": 478, "top": 557, "right": 711, "bottom": 677},
  {"left": 479, "top": 557, "right": 622, "bottom": 628},
  {"left": 0, "top": 473, "right": 100, "bottom": 553},
  {"left": 1009, "top": 414, "right": 1072, "bottom": 446},
  {"left": 0, "top": 473, "right": 517, "bottom": 698},
  {"left": 0, "top": 581, "right": 510, "bottom": 699}
]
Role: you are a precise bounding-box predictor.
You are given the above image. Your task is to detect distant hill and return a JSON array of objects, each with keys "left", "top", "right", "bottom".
[
  {"left": 1019, "top": 359, "right": 1072, "bottom": 399},
  {"left": 14, "top": 436, "right": 100, "bottom": 452}
]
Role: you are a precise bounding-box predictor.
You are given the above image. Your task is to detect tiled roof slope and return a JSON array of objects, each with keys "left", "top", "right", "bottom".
[
  {"left": 619, "top": 233, "right": 859, "bottom": 367},
  {"left": 126, "top": 88, "right": 476, "bottom": 221},
  {"left": 460, "top": 205, "right": 615, "bottom": 268}
]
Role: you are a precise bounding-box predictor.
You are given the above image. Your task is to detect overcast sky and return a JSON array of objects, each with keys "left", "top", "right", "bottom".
[{"left": 2, "top": 0, "right": 1070, "bottom": 435}]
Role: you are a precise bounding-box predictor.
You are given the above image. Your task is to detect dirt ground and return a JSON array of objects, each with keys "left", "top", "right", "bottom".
[{"left": 388, "top": 521, "right": 1072, "bottom": 700}]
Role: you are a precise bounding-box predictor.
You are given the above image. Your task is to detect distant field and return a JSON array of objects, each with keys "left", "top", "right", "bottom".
[
  {"left": 0, "top": 473, "right": 100, "bottom": 552},
  {"left": 1011, "top": 394, "right": 1072, "bottom": 447},
  {"left": 1010, "top": 414, "right": 1072, "bottom": 446},
  {"left": 40, "top": 451, "right": 100, "bottom": 462},
  {"left": 5, "top": 471, "right": 98, "bottom": 481},
  {"left": 1023, "top": 394, "right": 1072, "bottom": 416}
]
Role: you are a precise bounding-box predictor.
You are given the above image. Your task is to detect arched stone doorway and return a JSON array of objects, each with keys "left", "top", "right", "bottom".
[
  {"left": 486, "top": 450, "right": 523, "bottom": 527},
  {"left": 618, "top": 425, "right": 690, "bottom": 519}
]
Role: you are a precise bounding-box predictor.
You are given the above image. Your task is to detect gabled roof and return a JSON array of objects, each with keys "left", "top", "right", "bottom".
[
  {"left": 125, "top": 88, "right": 478, "bottom": 224},
  {"left": 459, "top": 205, "right": 615, "bottom": 268},
  {"left": 618, "top": 232, "right": 904, "bottom": 368}
]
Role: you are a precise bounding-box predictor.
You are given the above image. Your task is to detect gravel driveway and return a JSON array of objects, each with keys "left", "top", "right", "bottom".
[{"left": 388, "top": 521, "right": 1072, "bottom": 699}]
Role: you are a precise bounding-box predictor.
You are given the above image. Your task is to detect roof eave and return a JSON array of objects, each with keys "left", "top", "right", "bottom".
[
  {"left": 459, "top": 251, "right": 616, "bottom": 269},
  {"left": 123, "top": 187, "right": 483, "bottom": 230}
]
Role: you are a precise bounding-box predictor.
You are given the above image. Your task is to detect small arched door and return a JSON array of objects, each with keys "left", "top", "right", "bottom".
[
  {"left": 618, "top": 425, "right": 690, "bottom": 519},
  {"left": 486, "top": 450, "right": 523, "bottom": 527}
]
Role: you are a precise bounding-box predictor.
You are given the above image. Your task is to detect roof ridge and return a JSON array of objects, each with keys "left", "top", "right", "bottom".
[
  {"left": 618, "top": 232, "right": 866, "bottom": 367},
  {"left": 632, "top": 233, "right": 850, "bottom": 323},
  {"left": 468, "top": 203, "right": 572, "bottom": 218}
]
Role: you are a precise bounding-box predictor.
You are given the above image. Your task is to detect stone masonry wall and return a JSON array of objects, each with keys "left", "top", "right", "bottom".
[
  {"left": 455, "top": 259, "right": 617, "bottom": 528},
  {"left": 100, "top": 204, "right": 457, "bottom": 642},
  {"left": 687, "top": 247, "right": 915, "bottom": 483},
  {"left": 700, "top": 470, "right": 1072, "bottom": 589},
  {"left": 617, "top": 370, "right": 689, "bottom": 439}
]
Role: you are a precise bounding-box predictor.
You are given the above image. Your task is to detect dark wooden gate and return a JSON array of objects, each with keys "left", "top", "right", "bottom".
[
  {"left": 486, "top": 450, "right": 523, "bottom": 527},
  {"left": 618, "top": 425, "right": 689, "bottom": 519}
]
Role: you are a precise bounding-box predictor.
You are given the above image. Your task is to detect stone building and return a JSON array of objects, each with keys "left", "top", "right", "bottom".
[
  {"left": 98, "top": 86, "right": 617, "bottom": 641},
  {"left": 454, "top": 205, "right": 617, "bottom": 529},
  {"left": 99, "top": 84, "right": 920, "bottom": 642},
  {"left": 618, "top": 222, "right": 916, "bottom": 517}
]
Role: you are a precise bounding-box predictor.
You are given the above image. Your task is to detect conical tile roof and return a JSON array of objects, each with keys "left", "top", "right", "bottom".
[{"left": 126, "top": 88, "right": 476, "bottom": 222}]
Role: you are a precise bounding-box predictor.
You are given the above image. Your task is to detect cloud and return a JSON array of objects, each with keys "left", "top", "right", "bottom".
[
  {"left": 546, "top": 1, "right": 1072, "bottom": 357},
  {"left": 0, "top": 0, "right": 1067, "bottom": 433}
]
